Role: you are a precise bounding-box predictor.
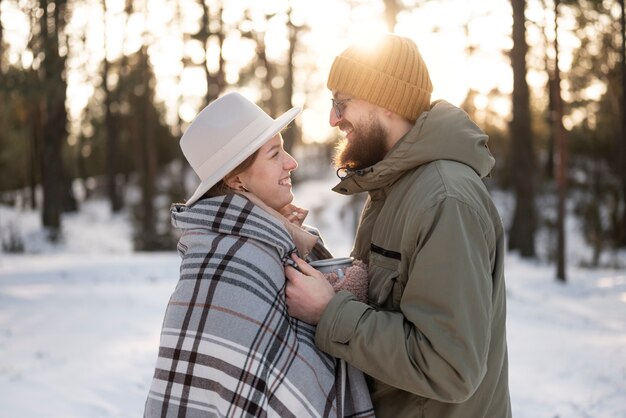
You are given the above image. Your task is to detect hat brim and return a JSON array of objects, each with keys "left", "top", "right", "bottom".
[{"left": 185, "top": 106, "right": 301, "bottom": 206}]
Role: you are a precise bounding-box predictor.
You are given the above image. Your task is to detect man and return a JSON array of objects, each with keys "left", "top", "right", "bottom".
[{"left": 285, "top": 34, "right": 512, "bottom": 418}]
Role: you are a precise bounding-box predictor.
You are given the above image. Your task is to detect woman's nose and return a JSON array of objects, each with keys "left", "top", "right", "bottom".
[{"left": 285, "top": 153, "right": 298, "bottom": 170}]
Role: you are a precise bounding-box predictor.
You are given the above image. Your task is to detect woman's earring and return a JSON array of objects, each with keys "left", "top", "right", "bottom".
[{"left": 240, "top": 185, "right": 249, "bottom": 192}]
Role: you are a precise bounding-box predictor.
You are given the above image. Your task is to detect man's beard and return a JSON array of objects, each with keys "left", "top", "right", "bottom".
[{"left": 333, "top": 115, "right": 388, "bottom": 171}]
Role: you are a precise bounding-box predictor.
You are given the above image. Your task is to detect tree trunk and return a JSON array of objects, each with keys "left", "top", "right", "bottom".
[
  {"left": 102, "top": 0, "right": 122, "bottom": 212},
  {"left": 0, "top": 0, "right": 4, "bottom": 71},
  {"left": 618, "top": 0, "right": 626, "bottom": 247},
  {"left": 545, "top": 76, "right": 556, "bottom": 179},
  {"left": 508, "top": 0, "right": 536, "bottom": 257},
  {"left": 552, "top": 0, "right": 567, "bottom": 281},
  {"left": 540, "top": 0, "right": 555, "bottom": 180},
  {"left": 40, "top": 0, "right": 68, "bottom": 241},
  {"left": 383, "top": 0, "right": 400, "bottom": 32},
  {"left": 282, "top": 9, "right": 302, "bottom": 156},
  {"left": 198, "top": 0, "right": 212, "bottom": 104},
  {"left": 174, "top": 0, "right": 187, "bottom": 201},
  {"left": 29, "top": 99, "right": 43, "bottom": 209},
  {"left": 134, "top": 47, "right": 158, "bottom": 250},
  {"left": 198, "top": 0, "right": 225, "bottom": 105},
  {"left": 214, "top": 5, "right": 226, "bottom": 99},
  {"left": 256, "top": 33, "right": 278, "bottom": 117}
]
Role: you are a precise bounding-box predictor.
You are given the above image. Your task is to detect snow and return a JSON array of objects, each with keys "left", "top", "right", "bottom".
[{"left": 1, "top": 178, "right": 625, "bottom": 418}]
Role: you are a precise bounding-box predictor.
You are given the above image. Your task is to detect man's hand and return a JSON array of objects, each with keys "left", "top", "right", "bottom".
[{"left": 285, "top": 254, "right": 335, "bottom": 325}]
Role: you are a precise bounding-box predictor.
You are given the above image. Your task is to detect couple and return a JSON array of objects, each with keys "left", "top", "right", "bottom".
[{"left": 145, "top": 34, "right": 512, "bottom": 418}]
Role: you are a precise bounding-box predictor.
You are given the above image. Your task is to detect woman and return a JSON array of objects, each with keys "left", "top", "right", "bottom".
[{"left": 144, "top": 92, "right": 373, "bottom": 417}]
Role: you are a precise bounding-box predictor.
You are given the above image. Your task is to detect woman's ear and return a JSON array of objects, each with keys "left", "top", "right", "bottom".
[{"left": 224, "top": 174, "right": 248, "bottom": 192}]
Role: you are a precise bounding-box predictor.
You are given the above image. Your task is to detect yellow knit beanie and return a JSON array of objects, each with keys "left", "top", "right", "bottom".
[{"left": 327, "top": 34, "right": 433, "bottom": 122}]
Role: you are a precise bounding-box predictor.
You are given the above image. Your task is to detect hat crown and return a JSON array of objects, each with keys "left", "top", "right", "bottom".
[{"left": 180, "top": 92, "right": 273, "bottom": 174}]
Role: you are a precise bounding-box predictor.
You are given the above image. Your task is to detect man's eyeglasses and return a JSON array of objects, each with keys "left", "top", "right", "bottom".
[{"left": 331, "top": 98, "right": 352, "bottom": 119}]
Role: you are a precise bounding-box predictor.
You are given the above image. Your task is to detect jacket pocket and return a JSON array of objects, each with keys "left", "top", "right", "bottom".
[
  {"left": 370, "top": 377, "right": 427, "bottom": 417},
  {"left": 368, "top": 250, "right": 403, "bottom": 310}
]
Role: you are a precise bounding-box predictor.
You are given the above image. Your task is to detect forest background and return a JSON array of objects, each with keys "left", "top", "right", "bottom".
[{"left": 1, "top": 0, "right": 626, "bottom": 281}]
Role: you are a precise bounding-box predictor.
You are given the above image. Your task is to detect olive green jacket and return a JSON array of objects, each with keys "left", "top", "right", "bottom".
[{"left": 315, "top": 101, "right": 512, "bottom": 418}]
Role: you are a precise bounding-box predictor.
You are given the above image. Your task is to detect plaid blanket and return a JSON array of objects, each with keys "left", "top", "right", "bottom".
[{"left": 145, "top": 193, "right": 374, "bottom": 418}]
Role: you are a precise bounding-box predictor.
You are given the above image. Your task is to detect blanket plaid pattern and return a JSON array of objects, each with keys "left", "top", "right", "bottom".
[{"left": 145, "top": 194, "right": 374, "bottom": 418}]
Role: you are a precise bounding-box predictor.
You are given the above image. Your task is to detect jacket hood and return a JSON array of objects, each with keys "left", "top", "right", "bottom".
[{"left": 333, "top": 100, "right": 495, "bottom": 195}]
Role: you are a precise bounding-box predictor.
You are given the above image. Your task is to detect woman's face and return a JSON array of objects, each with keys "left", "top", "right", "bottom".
[{"left": 236, "top": 134, "right": 298, "bottom": 211}]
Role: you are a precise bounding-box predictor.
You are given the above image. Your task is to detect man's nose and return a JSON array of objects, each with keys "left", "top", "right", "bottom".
[{"left": 329, "top": 108, "right": 341, "bottom": 127}]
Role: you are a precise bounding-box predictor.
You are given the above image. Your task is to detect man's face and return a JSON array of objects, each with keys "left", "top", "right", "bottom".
[{"left": 330, "top": 95, "right": 389, "bottom": 170}]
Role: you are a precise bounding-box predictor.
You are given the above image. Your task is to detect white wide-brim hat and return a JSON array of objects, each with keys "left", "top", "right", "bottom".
[{"left": 180, "top": 92, "right": 301, "bottom": 206}]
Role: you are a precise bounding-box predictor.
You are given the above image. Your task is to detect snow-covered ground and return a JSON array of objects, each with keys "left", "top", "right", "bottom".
[{"left": 0, "top": 178, "right": 625, "bottom": 417}]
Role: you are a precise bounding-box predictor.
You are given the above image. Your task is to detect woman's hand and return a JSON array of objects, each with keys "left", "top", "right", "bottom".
[
  {"left": 285, "top": 254, "right": 335, "bottom": 325},
  {"left": 279, "top": 203, "right": 308, "bottom": 226}
]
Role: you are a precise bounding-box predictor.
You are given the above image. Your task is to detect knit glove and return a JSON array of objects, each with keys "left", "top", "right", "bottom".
[{"left": 324, "top": 259, "right": 369, "bottom": 304}]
